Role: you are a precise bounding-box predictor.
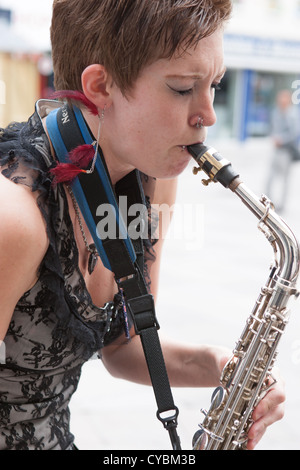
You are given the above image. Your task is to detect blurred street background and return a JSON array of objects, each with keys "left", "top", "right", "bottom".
[{"left": 1, "top": 0, "right": 300, "bottom": 451}]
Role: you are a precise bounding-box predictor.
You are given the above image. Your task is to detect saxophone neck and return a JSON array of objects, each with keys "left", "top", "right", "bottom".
[
  {"left": 188, "top": 143, "right": 300, "bottom": 288},
  {"left": 234, "top": 183, "right": 300, "bottom": 288}
]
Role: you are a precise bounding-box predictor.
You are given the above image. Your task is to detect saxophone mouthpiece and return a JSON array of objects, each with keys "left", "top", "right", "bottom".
[{"left": 188, "top": 144, "right": 241, "bottom": 189}]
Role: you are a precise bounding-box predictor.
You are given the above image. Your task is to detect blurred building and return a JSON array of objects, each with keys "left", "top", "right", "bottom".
[
  {"left": 0, "top": 4, "right": 53, "bottom": 127},
  {"left": 214, "top": 0, "right": 300, "bottom": 140}
]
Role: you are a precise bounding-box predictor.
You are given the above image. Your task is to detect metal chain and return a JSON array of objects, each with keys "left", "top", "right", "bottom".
[{"left": 66, "top": 185, "right": 96, "bottom": 255}]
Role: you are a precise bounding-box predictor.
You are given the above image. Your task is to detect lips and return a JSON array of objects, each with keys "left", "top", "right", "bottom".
[{"left": 180, "top": 141, "right": 203, "bottom": 151}]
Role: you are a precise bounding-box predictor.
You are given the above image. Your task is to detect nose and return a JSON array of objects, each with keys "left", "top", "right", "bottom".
[{"left": 189, "top": 92, "right": 217, "bottom": 128}]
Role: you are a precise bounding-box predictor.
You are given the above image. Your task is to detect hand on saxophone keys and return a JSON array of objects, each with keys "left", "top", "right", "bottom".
[
  {"left": 192, "top": 347, "right": 286, "bottom": 451},
  {"left": 215, "top": 355, "right": 285, "bottom": 450},
  {"left": 246, "top": 367, "right": 285, "bottom": 450}
]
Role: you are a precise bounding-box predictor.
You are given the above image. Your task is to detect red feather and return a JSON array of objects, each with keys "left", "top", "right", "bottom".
[
  {"left": 50, "top": 163, "right": 86, "bottom": 185},
  {"left": 69, "top": 144, "right": 95, "bottom": 168},
  {"left": 51, "top": 90, "right": 99, "bottom": 116}
]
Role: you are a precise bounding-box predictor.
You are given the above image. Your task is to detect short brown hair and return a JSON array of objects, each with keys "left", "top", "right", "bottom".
[{"left": 51, "top": 0, "right": 232, "bottom": 94}]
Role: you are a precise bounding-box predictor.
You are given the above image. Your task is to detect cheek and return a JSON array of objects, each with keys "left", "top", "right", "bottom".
[
  {"left": 130, "top": 88, "right": 177, "bottom": 137},
  {"left": 105, "top": 105, "right": 154, "bottom": 166},
  {"left": 108, "top": 90, "right": 183, "bottom": 160},
  {"left": 141, "top": 105, "right": 182, "bottom": 148},
  {"left": 122, "top": 109, "right": 169, "bottom": 150},
  {"left": 116, "top": 100, "right": 148, "bottom": 137}
]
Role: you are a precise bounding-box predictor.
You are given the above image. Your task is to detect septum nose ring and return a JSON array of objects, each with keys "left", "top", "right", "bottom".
[{"left": 196, "top": 116, "right": 204, "bottom": 129}]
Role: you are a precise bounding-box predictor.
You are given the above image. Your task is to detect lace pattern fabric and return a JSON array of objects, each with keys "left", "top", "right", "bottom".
[{"left": 0, "top": 104, "right": 138, "bottom": 449}]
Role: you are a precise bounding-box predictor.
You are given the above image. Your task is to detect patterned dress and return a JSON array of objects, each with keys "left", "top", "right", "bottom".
[{"left": 0, "top": 102, "right": 153, "bottom": 450}]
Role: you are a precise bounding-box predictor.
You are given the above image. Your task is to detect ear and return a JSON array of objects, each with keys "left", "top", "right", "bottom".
[{"left": 81, "top": 64, "right": 113, "bottom": 109}]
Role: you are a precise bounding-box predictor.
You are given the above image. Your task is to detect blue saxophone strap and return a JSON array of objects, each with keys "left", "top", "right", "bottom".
[{"left": 46, "top": 103, "right": 137, "bottom": 278}]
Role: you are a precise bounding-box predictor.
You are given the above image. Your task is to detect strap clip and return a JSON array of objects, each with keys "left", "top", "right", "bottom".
[{"left": 157, "top": 407, "right": 181, "bottom": 451}]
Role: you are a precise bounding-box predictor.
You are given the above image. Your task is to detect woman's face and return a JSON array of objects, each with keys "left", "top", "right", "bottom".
[{"left": 102, "top": 28, "right": 225, "bottom": 182}]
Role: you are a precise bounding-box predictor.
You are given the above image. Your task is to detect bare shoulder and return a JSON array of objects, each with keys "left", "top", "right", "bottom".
[
  {"left": 0, "top": 173, "right": 49, "bottom": 339},
  {"left": 0, "top": 173, "right": 49, "bottom": 270}
]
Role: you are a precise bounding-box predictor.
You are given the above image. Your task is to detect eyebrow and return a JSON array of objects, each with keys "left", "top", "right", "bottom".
[{"left": 166, "top": 66, "right": 227, "bottom": 81}]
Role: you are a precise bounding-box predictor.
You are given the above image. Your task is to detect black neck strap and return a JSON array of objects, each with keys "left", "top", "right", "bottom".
[{"left": 45, "top": 102, "right": 181, "bottom": 450}]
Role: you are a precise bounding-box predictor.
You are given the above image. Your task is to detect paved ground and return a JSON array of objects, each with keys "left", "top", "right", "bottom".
[{"left": 69, "top": 137, "right": 300, "bottom": 451}]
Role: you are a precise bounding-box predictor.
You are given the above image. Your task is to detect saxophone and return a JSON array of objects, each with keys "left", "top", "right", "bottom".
[{"left": 188, "top": 144, "right": 300, "bottom": 451}]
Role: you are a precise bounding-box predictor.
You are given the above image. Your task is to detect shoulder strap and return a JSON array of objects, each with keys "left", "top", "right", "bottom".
[{"left": 46, "top": 103, "right": 181, "bottom": 450}]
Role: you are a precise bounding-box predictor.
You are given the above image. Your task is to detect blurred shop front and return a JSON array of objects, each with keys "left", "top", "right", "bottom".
[
  {"left": 217, "top": 34, "right": 300, "bottom": 141},
  {"left": 0, "top": 6, "right": 53, "bottom": 128}
]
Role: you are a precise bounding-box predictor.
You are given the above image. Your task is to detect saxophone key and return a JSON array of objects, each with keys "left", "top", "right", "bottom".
[{"left": 192, "top": 429, "right": 208, "bottom": 450}]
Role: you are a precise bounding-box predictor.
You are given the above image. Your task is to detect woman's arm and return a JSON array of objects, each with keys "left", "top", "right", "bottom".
[
  {"left": 102, "top": 330, "right": 229, "bottom": 388},
  {"left": 102, "top": 331, "right": 284, "bottom": 450},
  {"left": 0, "top": 175, "right": 49, "bottom": 340}
]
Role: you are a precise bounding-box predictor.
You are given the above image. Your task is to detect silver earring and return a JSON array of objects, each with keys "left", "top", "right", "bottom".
[
  {"left": 196, "top": 116, "right": 204, "bottom": 129},
  {"left": 85, "top": 105, "right": 106, "bottom": 175}
]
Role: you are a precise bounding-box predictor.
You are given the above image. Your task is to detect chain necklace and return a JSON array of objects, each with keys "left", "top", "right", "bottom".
[
  {"left": 67, "top": 185, "right": 99, "bottom": 275},
  {"left": 67, "top": 185, "right": 131, "bottom": 340}
]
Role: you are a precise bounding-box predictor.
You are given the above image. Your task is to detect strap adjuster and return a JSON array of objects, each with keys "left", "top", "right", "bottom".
[{"left": 127, "top": 294, "right": 160, "bottom": 334}]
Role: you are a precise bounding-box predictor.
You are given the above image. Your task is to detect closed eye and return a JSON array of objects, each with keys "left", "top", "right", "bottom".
[
  {"left": 168, "top": 83, "right": 221, "bottom": 96},
  {"left": 167, "top": 85, "right": 193, "bottom": 96}
]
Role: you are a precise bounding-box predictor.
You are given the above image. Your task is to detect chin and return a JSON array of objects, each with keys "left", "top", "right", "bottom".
[
  {"left": 154, "top": 162, "right": 191, "bottom": 180},
  {"left": 170, "top": 156, "right": 192, "bottom": 177},
  {"left": 141, "top": 149, "right": 192, "bottom": 179}
]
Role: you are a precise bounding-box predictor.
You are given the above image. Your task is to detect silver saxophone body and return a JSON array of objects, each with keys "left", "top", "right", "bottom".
[{"left": 188, "top": 144, "right": 300, "bottom": 451}]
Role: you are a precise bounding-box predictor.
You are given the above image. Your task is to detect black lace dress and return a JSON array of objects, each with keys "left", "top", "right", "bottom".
[{"left": 0, "top": 102, "right": 145, "bottom": 450}]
